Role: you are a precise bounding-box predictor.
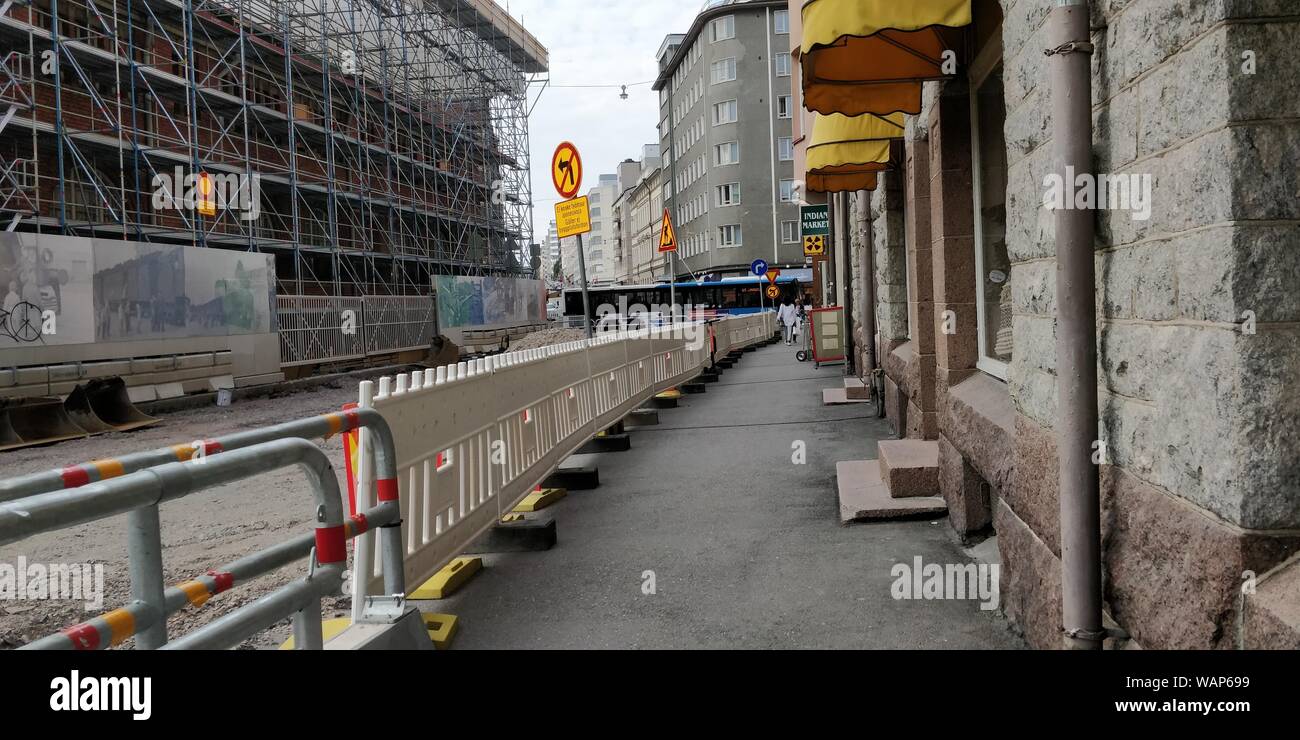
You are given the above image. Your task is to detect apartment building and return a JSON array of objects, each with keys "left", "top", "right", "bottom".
[{"left": 653, "top": 0, "right": 801, "bottom": 280}]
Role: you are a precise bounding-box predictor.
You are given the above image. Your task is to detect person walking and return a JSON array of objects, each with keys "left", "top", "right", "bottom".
[{"left": 778, "top": 296, "right": 798, "bottom": 345}]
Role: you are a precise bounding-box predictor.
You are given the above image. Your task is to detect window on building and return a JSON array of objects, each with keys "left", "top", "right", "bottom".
[
  {"left": 774, "top": 53, "right": 792, "bottom": 77},
  {"left": 779, "top": 179, "right": 795, "bottom": 202},
  {"left": 714, "top": 141, "right": 739, "bottom": 165},
  {"left": 716, "top": 182, "right": 740, "bottom": 206},
  {"left": 590, "top": 207, "right": 601, "bottom": 217},
  {"left": 777, "top": 95, "right": 793, "bottom": 119},
  {"left": 718, "top": 224, "right": 742, "bottom": 247},
  {"left": 971, "top": 60, "right": 1011, "bottom": 378},
  {"left": 774, "top": 9, "right": 789, "bottom": 34},
  {"left": 781, "top": 220, "right": 798, "bottom": 243},
  {"left": 590, "top": 192, "right": 600, "bottom": 204},
  {"left": 710, "top": 15, "right": 735, "bottom": 42},
  {"left": 778, "top": 137, "right": 793, "bottom": 161},
  {"left": 712, "top": 99, "right": 738, "bottom": 125},
  {"left": 710, "top": 57, "right": 737, "bottom": 84}
]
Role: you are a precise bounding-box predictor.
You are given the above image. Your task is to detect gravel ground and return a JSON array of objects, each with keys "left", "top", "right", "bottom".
[
  {"left": 509, "top": 327, "right": 587, "bottom": 350},
  {"left": 0, "top": 374, "right": 391, "bottom": 650}
]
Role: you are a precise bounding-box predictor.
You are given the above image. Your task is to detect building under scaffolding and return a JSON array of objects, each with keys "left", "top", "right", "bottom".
[{"left": 0, "top": 0, "right": 547, "bottom": 297}]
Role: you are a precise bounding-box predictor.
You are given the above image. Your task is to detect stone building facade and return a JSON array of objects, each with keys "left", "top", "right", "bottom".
[{"left": 847, "top": 0, "right": 1300, "bottom": 649}]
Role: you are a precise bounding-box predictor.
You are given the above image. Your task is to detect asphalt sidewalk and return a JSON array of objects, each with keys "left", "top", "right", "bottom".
[{"left": 436, "top": 340, "right": 1022, "bottom": 649}]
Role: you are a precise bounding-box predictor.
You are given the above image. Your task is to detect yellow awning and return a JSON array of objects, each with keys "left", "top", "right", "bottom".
[
  {"left": 806, "top": 111, "right": 904, "bottom": 173},
  {"left": 800, "top": 0, "right": 971, "bottom": 116},
  {"left": 807, "top": 169, "right": 878, "bottom": 194}
]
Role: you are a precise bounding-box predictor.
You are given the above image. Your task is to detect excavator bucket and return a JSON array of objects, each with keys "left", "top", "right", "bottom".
[
  {"left": 82, "top": 377, "right": 158, "bottom": 432},
  {"left": 63, "top": 384, "right": 116, "bottom": 435},
  {"left": 0, "top": 397, "right": 90, "bottom": 452}
]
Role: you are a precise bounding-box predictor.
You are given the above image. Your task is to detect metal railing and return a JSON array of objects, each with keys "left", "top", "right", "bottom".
[
  {"left": 1, "top": 409, "right": 407, "bottom": 650},
  {"left": 275, "top": 295, "right": 435, "bottom": 367},
  {"left": 362, "top": 295, "right": 436, "bottom": 356}
]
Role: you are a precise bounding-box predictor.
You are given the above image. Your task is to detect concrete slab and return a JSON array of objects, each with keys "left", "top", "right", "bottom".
[
  {"left": 836, "top": 460, "right": 947, "bottom": 523},
  {"left": 878, "top": 439, "right": 940, "bottom": 498},
  {"left": 823, "top": 387, "right": 870, "bottom": 405}
]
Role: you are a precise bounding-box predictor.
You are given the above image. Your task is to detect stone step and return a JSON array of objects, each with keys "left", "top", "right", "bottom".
[
  {"left": 877, "top": 439, "right": 940, "bottom": 498},
  {"left": 844, "top": 376, "right": 872, "bottom": 400},
  {"left": 836, "top": 460, "right": 947, "bottom": 523}
]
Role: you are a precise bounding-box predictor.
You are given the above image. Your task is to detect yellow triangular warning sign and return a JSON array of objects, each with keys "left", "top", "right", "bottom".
[{"left": 658, "top": 208, "right": 677, "bottom": 253}]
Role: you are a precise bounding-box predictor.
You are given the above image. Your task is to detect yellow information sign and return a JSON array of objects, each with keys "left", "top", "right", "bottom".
[
  {"left": 803, "top": 234, "right": 826, "bottom": 256},
  {"left": 555, "top": 195, "right": 592, "bottom": 239}
]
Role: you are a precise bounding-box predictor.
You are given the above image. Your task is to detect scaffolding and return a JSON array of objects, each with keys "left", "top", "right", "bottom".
[{"left": 0, "top": 0, "right": 547, "bottom": 296}]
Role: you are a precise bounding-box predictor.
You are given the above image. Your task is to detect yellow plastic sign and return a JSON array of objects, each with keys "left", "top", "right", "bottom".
[
  {"left": 658, "top": 208, "right": 677, "bottom": 253},
  {"left": 197, "top": 172, "right": 216, "bottom": 216},
  {"left": 555, "top": 196, "right": 592, "bottom": 239},
  {"left": 803, "top": 234, "right": 826, "bottom": 256}
]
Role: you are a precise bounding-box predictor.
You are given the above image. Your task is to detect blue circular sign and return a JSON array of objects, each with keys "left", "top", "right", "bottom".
[{"left": 750, "top": 259, "right": 768, "bottom": 277}]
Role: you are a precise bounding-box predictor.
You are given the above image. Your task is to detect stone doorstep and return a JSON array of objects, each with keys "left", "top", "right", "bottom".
[
  {"left": 822, "top": 387, "right": 870, "bottom": 406},
  {"left": 836, "top": 460, "right": 947, "bottom": 524},
  {"left": 877, "top": 439, "right": 940, "bottom": 499},
  {"left": 844, "top": 376, "right": 872, "bottom": 400}
]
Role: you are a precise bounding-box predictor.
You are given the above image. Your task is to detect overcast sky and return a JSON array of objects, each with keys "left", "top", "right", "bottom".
[{"left": 493, "top": 0, "right": 707, "bottom": 244}]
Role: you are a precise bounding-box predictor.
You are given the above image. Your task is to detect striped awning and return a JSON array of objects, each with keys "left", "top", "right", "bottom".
[
  {"left": 799, "top": 0, "right": 971, "bottom": 116},
  {"left": 806, "top": 111, "right": 903, "bottom": 193}
]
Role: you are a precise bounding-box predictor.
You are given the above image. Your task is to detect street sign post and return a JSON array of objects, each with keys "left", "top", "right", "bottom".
[
  {"left": 553, "top": 142, "right": 592, "bottom": 338},
  {"left": 660, "top": 208, "right": 678, "bottom": 320}
]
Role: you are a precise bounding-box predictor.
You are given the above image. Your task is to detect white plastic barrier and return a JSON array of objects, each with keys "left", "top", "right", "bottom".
[{"left": 350, "top": 313, "right": 772, "bottom": 603}]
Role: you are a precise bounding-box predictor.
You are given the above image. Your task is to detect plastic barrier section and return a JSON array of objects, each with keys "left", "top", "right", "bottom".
[{"left": 353, "top": 314, "right": 772, "bottom": 599}]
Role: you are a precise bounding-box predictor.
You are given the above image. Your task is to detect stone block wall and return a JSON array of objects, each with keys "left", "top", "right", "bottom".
[{"left": 998, "top": 0, "right": 1300, "bottom": 648}]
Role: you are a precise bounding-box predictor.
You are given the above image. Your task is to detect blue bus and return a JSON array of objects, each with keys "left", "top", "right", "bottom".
[{"left": 562, "top": 275, "right": 810, "bottom": 322}]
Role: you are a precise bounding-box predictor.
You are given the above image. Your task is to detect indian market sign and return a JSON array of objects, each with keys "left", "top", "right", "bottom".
[{"left": 800, "top": 204, "right": 829, "bottom": 237}]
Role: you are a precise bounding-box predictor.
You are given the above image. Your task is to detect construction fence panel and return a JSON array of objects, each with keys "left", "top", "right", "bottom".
[
  {"left": 277, "top": 296, "right": 366, "bottom": 367},
  {"left": 276, "top": 295, "right": 438, "bottom": 366},
  {"left": 352, "top": 314, "right": 769, "bottom": 601},
  {"left": 362, "top": 295, "right": 438, "bottom": 357}
]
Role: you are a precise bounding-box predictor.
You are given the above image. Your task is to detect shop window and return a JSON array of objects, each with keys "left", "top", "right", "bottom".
[{"left": 970, "top": 62, "right": 1010, "bottom": 378}]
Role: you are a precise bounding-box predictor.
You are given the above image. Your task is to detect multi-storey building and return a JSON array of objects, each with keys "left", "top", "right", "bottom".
[
  {"left": 653, "top": 0, "right": 800, "bottom": 280},
  {"left": 612, "top": 145, "right": 662, "bottom": 284}
]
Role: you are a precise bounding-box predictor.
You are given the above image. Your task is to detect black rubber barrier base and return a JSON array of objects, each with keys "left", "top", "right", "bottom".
[
  {"left": 625, "top": 408, "right": 660, "bottom": 426},
  {"left": 463, "top": 515, "right": 557, "bottom": 554},
  {"left": 544, "top": 466, "right": 600, "bottom": 490},
  {"left": 650, "top": 395, "right": 679, "bottom": 409},
  {"left": 682, "top": 382, "right": 707, "bottom": 394},
  {"left": 577, "top": 433, "right": 631, "bottom": 454}
]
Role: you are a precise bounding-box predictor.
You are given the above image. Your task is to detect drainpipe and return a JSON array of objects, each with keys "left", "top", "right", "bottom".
[{"left": 1049, "top": 0, "right": 1103, "bottom": 650}]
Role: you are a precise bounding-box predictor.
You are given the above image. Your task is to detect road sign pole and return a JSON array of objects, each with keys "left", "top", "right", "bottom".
[
  {"left": 667, "top": 252, "right": 676, "bottom": 322},
  {"left": 575, "top": 232, "right": 593, "bottom": 339}
]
